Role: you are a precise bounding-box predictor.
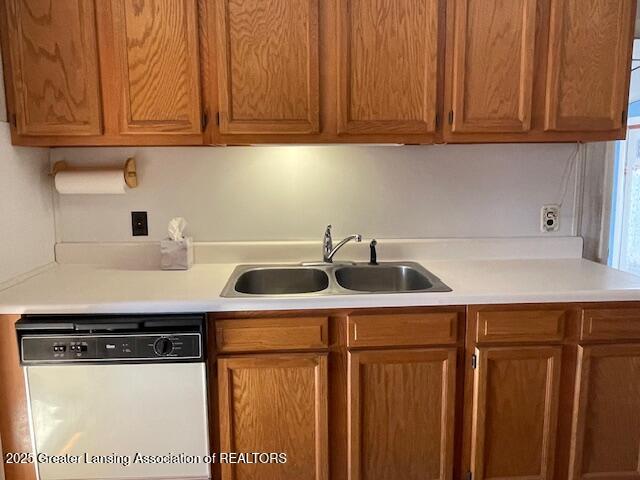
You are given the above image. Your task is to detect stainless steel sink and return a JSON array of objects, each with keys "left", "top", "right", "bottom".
[
  {"left": 335, "top": 264, "right": 450, "bottom": 293},
  {"left": 221, "top": 262, "right": 451, "bottom": 297},
  {"left": 233, "top": 267, "right": 329, "bottom": 295}
]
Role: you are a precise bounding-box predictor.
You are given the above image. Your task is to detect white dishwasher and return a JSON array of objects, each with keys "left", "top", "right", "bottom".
[{"left": 16, "top": 314, "right": 211, "bottom": 480}]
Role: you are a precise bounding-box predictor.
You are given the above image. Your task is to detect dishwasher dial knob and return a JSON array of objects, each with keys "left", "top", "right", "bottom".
[{"left": 154, "top": 337, "right": 174, "bottom": 356}]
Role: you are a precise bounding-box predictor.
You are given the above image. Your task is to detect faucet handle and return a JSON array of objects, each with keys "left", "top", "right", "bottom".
[{"left": 324, "top": 224, "right": 332, "bottom": 235}]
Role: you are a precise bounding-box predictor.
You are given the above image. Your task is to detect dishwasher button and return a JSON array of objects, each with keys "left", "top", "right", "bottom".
[{"left": 154, "top": 338, "right": 174, "bottom": 356}]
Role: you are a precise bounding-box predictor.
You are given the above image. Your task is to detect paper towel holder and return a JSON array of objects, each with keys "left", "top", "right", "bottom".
[{"left": 51, "top": 158, "right": 138, "bottom": 188}]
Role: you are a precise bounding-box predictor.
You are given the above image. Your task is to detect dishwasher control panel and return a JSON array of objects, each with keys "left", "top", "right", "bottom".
[{"left": 20, "top": 333, "right": 203, "bottom": 364}]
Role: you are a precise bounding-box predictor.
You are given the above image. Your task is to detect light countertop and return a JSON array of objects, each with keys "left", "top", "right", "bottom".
[{"left": 1, "top": 258, "right": 640, "bottom": 314}]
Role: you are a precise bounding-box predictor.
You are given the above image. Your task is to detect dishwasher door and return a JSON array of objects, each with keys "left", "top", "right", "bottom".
[{"left": 26, "top": 363, "right": 210, "bottom": 480}]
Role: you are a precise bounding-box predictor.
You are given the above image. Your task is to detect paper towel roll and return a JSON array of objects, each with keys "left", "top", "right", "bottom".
[{"left": 54, "top": 170, "right": 127, "bottom": 195}]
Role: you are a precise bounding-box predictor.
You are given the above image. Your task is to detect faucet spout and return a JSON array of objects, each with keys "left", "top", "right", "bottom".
[{"left": 324, "top": 233, "right": 362, "bottom": 263}]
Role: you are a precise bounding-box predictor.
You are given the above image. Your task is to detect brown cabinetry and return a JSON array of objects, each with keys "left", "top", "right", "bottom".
[
  {"left": 2, "top": 0, "right": 103, "bottom": 137},
  {"left": 545, "top": 0, "right": 635, "bottom": 133},
  {"left": 110, "top": 0, "right": 202, "bottom": 136},
  {"left": 465, "top": 306, "right": 566, "bottom": 480},
  {"left": 213, "top": 0, "right": 320, "bottom": 136},
  {"left": 567, "top": 305, "right": 640, "bottom": 480},
  {"left": 1, "top": 0, "right": 636, "bottom": 145},
  {"left": 568, "top": 344, "right": 640, "bottom": 480},
  {"left": 444, "top": 0, "right": 635, "bottom": 143},
  {"left": 214, "top": 315, "right": 329, "bottom": 480},
  {"left": 348, "top": 348, "right": 457, "bottom": 480},
  {"left": 448, "top": 0, "right": 537, "bottom": 134},
  {"left": 470, "top": 346, "right": 561, "bottom": 480},
  {"left": 337, "top": 0, "right": 441, "bottom": 139},
  {"left": 0, "top": 0, "right": 204, "bottom": 145},
  {"left": 345, "top": 309, "right": 463, "bottom": 480},
  {"left": 217, "top": 353, "right": 328, "bottom": 480},
  {"left": 209, "top": 304, "right": 640, "bottom": 480}
]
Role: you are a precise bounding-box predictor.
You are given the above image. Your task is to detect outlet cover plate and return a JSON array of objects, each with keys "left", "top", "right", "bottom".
[
  {"left": 131, "top": 211, "right": 148, "bottom": 236},
  {"left": 541, "top": 205, "right": 560, "bottom": 233}
]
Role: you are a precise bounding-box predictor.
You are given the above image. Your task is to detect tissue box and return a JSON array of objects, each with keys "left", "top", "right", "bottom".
[{"left": 160, "top": 237, "right": 194, "bottom": 270}]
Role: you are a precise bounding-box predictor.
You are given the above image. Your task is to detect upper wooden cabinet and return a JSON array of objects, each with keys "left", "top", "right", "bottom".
[
  {"left": 445, "top": 0, "right": 635, "bottom": 142},
  {"left": 337, "top": 0, "right": 441, "bottom": 137},
  {"left": 449, "top": 0, "right": 537, "bottom": 133},
  {"left": 111, "top": 0, "right": 202, "bottom": 135},
  {"left": 214, "top": 0, "right": 320, "bottom": 135},
  {"left": 2, "top": 0, "right": 103, "bottom": 136},
  {"left": 0, "top": 0, "right": 204, "bottom": 145},
  {"left": 1, "top": 0, "right": 636, "bottom": 145},
  {"left": 545, "top": 0, "right": 635, "bottom": 133}
]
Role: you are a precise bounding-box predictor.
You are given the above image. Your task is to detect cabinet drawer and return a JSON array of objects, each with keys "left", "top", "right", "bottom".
[
  {"left": 580, "top": 308, "right": 640, "bottom": 342},
  {"left": 347, "top": 312, "right": 459, "bottom": 348},
  {"left": 475, "top": 309, "right": 566, "bottom": 344},
  {"left": 216, "top": 317, "right": 328, "bottom": 353}
]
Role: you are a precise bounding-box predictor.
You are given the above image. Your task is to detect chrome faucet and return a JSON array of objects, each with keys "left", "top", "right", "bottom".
[{"left": 322, "top": 225, "right": 362, "bottom": 263}]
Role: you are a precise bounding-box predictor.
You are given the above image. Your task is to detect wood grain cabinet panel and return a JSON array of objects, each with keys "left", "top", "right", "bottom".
[
  {"left": 569, "top": 344, "right": 640, "bottom": 480},
  {"left": 545, "top": 0, "right": 635, "bottom": 132},
  {"left": 215, "top": 0, "right": 320, "bottom": 135},
  {"left": 3, "top": 0, "right": 102, "bottom": 136},
  {"left": 475, "top": 309, "right": 566, "bottom": 344},
  {"left": 347, "top": 311, "right": 458, "bottom": 348},
  {"left": 337, "top": 0, "right": 440, "bottom": 136},
  {"left": 111, "top": 0, "right": 202, "bottom": 134},
  {"left": 218, "top": 353, "right": 328, "bottom": 480},
  {"left": 450, "top": 0, "right": 537, "bottom": 133},
  {"left": 580, "top": 308, "right": 640, "bottom": 342},
  {"left": 348, "top": 349, "right": 456, "bottom": 480},
  {"left": 471, "top": 346, "right": 561, "bottom": 480},
  {"left": 215, "top": 317, "right": 328, "bottom": 353}
]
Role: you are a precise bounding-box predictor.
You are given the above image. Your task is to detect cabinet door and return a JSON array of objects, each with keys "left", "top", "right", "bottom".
[
  {"left": 450, "top": 0, "right": 537, "bottom": 133},
  {"left": 348, "top": 349, "right": 457, "bottom": 480},
  {"left": 3, "top": 0, "right": 102, "bottom": 136},
  {"left": 218, "top": 354, "right": 328, "bottom": 480},
  {"left": 215, "top": 0, "right": 320, "bottom": 135},
  {"left": 471, "top": 346, "right": 561, "bottom": 480},
  {"left": 337, "top": 0, "right": 440, "bottom": 136},
  {"left": 111, "top": 0, "right": 202, "bottom": 135},
  {"left": 569, "top": 344, "right": 640, "bottom": 480},
  {"left": 545, "top": 0, "right": 635, "bottom": 132}
]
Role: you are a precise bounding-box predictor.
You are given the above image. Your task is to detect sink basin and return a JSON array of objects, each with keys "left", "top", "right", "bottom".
[
  {"left": 222, "top": 262, "right": 452, "bottom": 297},
  {"left": 232, "top": 268, "right": 329, "bottom": 295},
  {"left": 335, "top": 263, "right": 450, "bottom": 293}
]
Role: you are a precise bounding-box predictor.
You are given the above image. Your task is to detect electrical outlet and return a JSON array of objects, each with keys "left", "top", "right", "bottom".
[
  {"left": 131, "top": 211, "right": 148, "bottom": 236},
  {"left": 541, "top": 205, "right": 560, "bottom": 233}
]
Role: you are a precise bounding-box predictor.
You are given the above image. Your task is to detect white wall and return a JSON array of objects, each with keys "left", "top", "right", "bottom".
[
  {"left": 51, "top": 143, "right": 580, "bottom": 243},
  {"left": 0, "top": 50, "right": 55, "bottom": 286}
]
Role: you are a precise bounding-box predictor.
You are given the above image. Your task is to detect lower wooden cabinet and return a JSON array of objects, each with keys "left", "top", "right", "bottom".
[
  {"left": 470, "top": 346, "right": 562, "bottom": 480},
  {"left": 217, "top": 353, "right": 328, "bottom": 480},
  {"left": 210, "top": 304, "right": 640, "bottom": 480},
  {"left": 348, "top": 348, "right": 457, "bottom": 480},
  {"left": 568, "top": 344, "right": 640, "bottom": 480}
]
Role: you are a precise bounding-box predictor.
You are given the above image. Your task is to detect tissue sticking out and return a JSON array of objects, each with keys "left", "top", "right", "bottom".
[
  {"left": 168, "top": 217, "right": 188, "bottom": 241},
  {"left": 161, "top": 217, "right": 194, "bottom": 271}
]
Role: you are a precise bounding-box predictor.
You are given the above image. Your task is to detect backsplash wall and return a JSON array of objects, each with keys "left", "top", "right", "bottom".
[
  {"left": 51, "top": 143, "right": 581, "bottom": 243},
  {"left": 0, "top": 48, "right": 55, "bottom": 286},
  {"left": 0, "top": 124, "right": 54, "bottom": 285}
]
